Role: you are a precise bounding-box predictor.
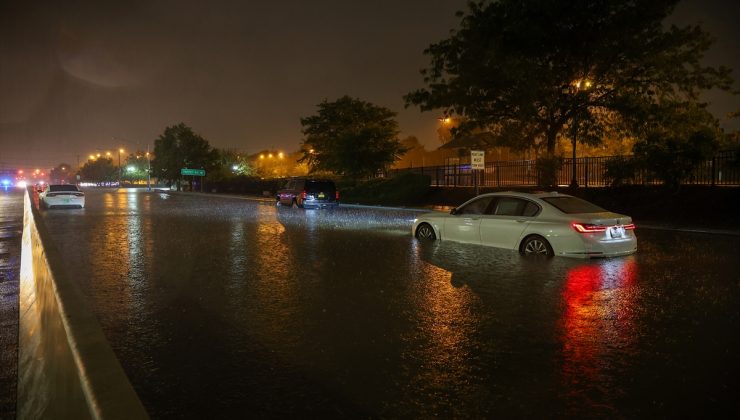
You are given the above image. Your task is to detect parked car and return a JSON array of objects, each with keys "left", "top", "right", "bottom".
[
  {"left": 39, "top": 184, "right": 85, "bottom": 209},
  {"left": 412, "top": 191, "right": 636, "bottom": 258},
  {"left": 276, "top": 178, "right": 339, "bottom": 209}
]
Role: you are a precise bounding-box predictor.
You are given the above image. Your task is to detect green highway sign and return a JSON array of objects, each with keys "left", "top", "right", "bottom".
[{"left": 181, "top": 168, "right": 205, "bottom": 176}]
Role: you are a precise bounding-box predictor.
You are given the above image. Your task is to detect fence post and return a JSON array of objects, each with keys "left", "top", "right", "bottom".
[
  {"left": 711, "top": 156, "right": 716, "bottom": 186},
  {"left": 584, "top": 157, "right": 589, "bottom": 188}
]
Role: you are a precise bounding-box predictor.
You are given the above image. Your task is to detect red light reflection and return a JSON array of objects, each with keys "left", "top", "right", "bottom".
[{"left": 559, "top": 259, "right": 637, "bottom": 412}]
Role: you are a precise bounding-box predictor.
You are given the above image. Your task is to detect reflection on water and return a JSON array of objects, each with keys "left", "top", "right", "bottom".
[
  {"left": 559, "top": 258, "right": 638, "bottom": 416},
  {"left": 80, "top": 190, "right": 157, "bottom": 349},
  {"left": 244, "top": 205, "right": 305, "bottom": 352},
  {"left": 88, "top": 190, "right": 134, "bottom": 319},
  {"left": 405, "top": 240, "right": 481, "bottom": 416}
]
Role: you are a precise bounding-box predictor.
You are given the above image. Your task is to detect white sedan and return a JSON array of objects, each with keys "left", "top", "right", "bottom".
[
  {"left": 39, "top": 184, "right": 85, "bottom": 209},
  {"left": 412, "top": 191, "right": 636, "bottom": 258}
]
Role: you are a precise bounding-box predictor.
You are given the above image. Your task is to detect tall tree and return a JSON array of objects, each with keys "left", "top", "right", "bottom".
[
  {"left": 405, "top": 0, "right": 734, "bottom": 156},
  {"left": 122, "top": 151, "right": 150, "bottom": 183},
  {"left": 151, "top": 123, "right": 217, "bottom": 189},
  {"left": 79, "top": 158, "right": 117, "bottom": 185},
  {"left": 299, "top": 96, "right": 406, "bottom": 179},
  {"left": 210, "top": 149, "right": 256, "bottom": 181},
  {"left": 49, "top": 163, "right": 73, "bottom": 183}
]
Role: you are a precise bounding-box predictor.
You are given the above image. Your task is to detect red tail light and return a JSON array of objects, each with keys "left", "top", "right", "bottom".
[
  {"left": 572, "top": 222, "right": 607, "bottom": 233},
  {"left": 335, "top": 190, "right": 340, "bottom": 200},
  {"left": 301, "top": 191, "right": 306, "bottom": 199},
  {"left": 623, "top": 223, "right": 636, "bottom": 230}
]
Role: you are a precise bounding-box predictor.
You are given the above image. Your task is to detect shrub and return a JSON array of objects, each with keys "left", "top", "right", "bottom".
[
  {"left": 206, "top": 176, "right": 284, "bottom": 195},
  {"left": 340, "top": 173, "right": 431, "bottom": 205},
  {"left": 633, "top": 128, "right": 718, "bottom": 189},
  {"left": 604, "top": 156, "right": 641, "bottom": 187}
]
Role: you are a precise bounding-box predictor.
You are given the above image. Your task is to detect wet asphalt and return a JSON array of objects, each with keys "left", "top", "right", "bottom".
[
  {"left": 12, "top": 188, "right": 740, "bottom": 417},
  {"left": 0, "top": 188, "right": 22, "bottom": 419}
]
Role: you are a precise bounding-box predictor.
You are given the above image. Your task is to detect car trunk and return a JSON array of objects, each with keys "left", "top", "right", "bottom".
[
  {"left": 305, "top": 182, "right": 336, "bottom": 201},
  {"left": 570, "top": 212, "right": 631, "bottom": 226}
]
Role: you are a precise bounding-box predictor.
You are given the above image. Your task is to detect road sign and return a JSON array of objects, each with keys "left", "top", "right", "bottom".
[
  {"left": 471, "top": 150, "right": 485, "bottom": 170},
  {"left": 181, "top": 168, "right": 205, "bottom": 176}
]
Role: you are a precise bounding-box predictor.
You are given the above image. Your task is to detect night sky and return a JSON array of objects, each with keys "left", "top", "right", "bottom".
[{"left": 1, "top": 0, "right": 738, "bottom": 170}]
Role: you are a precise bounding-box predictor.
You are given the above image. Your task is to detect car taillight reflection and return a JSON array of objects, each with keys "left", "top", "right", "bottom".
[
  {"left": 335, "top": 190, "right": 340, "bottom": 200},
  {"left": 301, "top": 191, "right": 307, "bottom": 199}
]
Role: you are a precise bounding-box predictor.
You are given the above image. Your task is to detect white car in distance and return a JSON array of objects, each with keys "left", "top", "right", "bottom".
[
  {"left": 412, "top": 191, "right": 636, "bottom": 258},
  {"left": 39, "top": 184, "right": 85, "bottom": 209}
]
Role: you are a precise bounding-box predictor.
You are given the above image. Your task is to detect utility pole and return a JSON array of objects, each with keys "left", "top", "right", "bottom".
[
  {"left": 146, "top": 145, "right": 151, "bottom": 191},
  {"left": 570, "top": 114, "right": 579, "bottom": 188}
]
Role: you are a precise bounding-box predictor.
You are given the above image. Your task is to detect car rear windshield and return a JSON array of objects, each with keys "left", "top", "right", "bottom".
[
  {"left": 49, "top": 185, "right": 80, "bottom": 192},
  {"left": 305, "top": 181, "right": 335, "bottom": 193},
  {"left": 541, "top": 196, "right": 606, "bottom": 214}
]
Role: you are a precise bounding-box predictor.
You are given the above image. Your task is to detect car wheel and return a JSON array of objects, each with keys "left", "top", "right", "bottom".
[
  {"left": 415, "top": 223, "right": 437, "bottom": 241},
  {"left": 521, "top": 235, "right": 554, "bottom": 257}
]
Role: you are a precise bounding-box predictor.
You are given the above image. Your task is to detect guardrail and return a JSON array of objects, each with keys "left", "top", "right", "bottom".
[{"left": 18, "top": 189, "right": 148, "bottom": 419}]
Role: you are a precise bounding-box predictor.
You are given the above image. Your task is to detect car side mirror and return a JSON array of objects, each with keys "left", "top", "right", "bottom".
[{"left": 450, "top": 208, "right": 457, "bottom": 215}]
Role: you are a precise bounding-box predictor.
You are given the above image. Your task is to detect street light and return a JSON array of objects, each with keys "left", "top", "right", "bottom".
[
  {"left": 113, "top": 137, "right": 152, "bottom": 190},
  {"left": 118, "top": 148, "right": 124, "bottom": 186},
  {"left": 569, "top": 79, "right": 592, "bottom": 188},
  {"left": 146, "top": 150, "right": 151, "bottom": 191}
]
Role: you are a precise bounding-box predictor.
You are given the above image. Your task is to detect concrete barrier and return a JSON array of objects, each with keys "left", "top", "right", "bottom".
[{"left": 18, "top": 190, "right": 148, "bottom": 419}]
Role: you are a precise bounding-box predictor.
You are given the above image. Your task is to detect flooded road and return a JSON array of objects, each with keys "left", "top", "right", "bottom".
[
  {"left": 40, "top": 189, "right": 740, "bottom": 417},
  {"left": 0, "top": 188, "right": 22, "bottom": 418}
]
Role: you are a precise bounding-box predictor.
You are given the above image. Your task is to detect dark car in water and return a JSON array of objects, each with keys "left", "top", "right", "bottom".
[{"left": 276, "top": 178, "right": 339, "bottom": 209}]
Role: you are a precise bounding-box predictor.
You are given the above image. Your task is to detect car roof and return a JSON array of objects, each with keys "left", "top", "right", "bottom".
[
  {"left": 47, "top": 184, "right": 80, "bottom": 190},
  {"left": 476, "top": 191, "right": 573, "bottom": 200}
]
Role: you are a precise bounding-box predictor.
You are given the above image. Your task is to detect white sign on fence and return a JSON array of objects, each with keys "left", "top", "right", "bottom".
[{"left": 471, "top": 150, "right": 485, "bottom": 170}]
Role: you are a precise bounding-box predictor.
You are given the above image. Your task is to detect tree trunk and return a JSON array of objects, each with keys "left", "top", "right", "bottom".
[{"left": 545, "top": 127, "right": 558, "bottom": 156}]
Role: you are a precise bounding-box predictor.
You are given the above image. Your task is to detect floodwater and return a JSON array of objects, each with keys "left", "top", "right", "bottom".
[{"left": 40, "top": 189, "right": 740, "bottom": 418}]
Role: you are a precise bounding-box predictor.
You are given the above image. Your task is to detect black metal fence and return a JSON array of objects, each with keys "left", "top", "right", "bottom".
[{"left": 385, "top": 150, "right": 740, "bottom": 187}]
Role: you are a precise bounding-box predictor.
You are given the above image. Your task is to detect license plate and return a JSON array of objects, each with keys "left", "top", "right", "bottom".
[
  {"left": 610, "top": 226, "right": 625, "bottom": 238},
  {"left": 64, "top": 198, "right": 71, "bottom": 203},
  {"left": 318, "top": 192, "right": 325, "bottom": 199}
]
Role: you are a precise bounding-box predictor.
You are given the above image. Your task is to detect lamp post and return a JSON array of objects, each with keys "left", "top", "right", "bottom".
[
  {"left": 118, "top": 148, "right": 124, "bottom": 186},
  {"left": 146, "top": 147, "right": 151, "bottom": 191},
  {"left": 570, "top": 114, "right": 579, "bottom": 188},
  {"left": 569, "top": 79, "right": 591, "bottom": 188}
]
